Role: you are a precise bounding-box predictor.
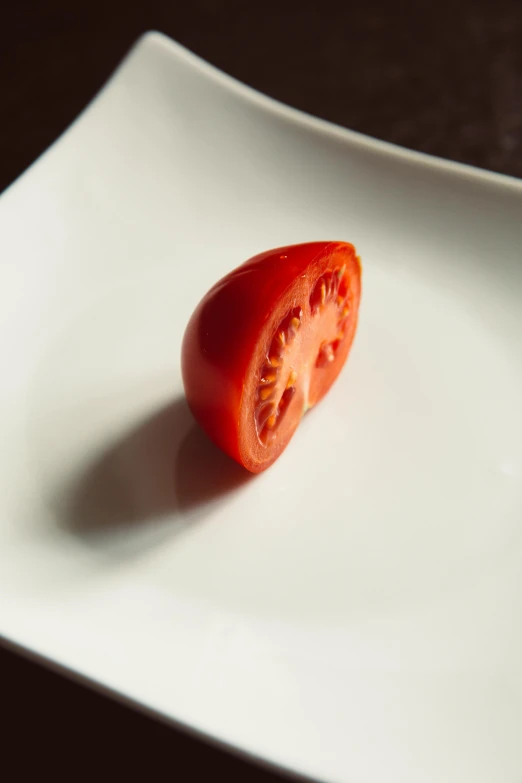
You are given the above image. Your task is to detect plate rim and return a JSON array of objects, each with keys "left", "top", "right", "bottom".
[
  {"left": 0, "top": 635, "right": 314, "bottom": 782},
  {"left": 150, "top": 31, "right": 522, "bottom": 192},
  {"left": 2, "top": 29, "right": 522, "bottom": 206}
]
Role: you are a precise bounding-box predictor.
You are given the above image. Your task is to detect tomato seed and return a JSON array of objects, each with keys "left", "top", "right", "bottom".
[
  {"left": 256, "top": 401, "right": 275, "bottom": 426},
  {"left": 259, "top": 386, "right": 275, "bottom": 401},
  {"left": 278, "top": 386, "right": 296, "bottom": 415},
  {"left": 260, "top": 367, "right": 278, "bottom": 384},
  {"left": 310, "top": 276, "right": 326, "bottom": 313},
  {"left": 316, "top": 341, "right": 336, "bottom": 367},
  {"left": 338, "top": 274, "right": 349, "bottom": 299}
]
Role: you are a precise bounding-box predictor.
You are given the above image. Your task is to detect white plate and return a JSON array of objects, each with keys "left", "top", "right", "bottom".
[{"left": 1, "top": 31, "right": 521, "bottom": 783}]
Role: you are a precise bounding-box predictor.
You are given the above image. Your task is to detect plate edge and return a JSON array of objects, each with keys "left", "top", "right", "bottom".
[{"left": 1, "top": 29, "right": 521, "bottom": 202}]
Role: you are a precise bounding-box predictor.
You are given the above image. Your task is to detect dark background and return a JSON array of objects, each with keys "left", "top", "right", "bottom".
[
  {"left": 1, "top": 0, "right": 521, "bottom": 779},
  {"left": 1, "top": 0, "right": 522, "bottom": 195}
]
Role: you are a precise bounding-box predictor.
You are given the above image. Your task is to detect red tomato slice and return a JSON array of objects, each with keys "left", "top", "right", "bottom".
[{"left": 182, "top": 241, "right": 362, "bottom": 473}]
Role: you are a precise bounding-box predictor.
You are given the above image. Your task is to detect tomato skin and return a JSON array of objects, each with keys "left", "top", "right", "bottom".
[{"left": 181, "top": 242, "right": 361, "bottom": 472}]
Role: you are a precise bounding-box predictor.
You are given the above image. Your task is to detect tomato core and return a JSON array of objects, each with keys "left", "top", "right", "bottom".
[{"left": 253, "top": 264, "right": 354, "bottom": 448}]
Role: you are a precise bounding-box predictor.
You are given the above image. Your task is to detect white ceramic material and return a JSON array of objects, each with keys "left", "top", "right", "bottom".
[{"left": 1, "top": 32, "right": 521, "bottom": 783}]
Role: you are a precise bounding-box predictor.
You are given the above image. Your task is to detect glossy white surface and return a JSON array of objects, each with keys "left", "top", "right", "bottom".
[{"left": 1, "top": 32, "right": 521, "bottom": 783}]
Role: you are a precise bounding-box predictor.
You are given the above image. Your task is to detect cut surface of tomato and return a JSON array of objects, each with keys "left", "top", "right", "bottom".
[{"left": 181, "top": 241, "right": 362, "bottom": 473}]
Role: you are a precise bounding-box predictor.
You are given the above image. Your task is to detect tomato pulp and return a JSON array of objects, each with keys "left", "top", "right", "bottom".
[{"left": 181, "top": 242, "right": 362, "bottom": 473}]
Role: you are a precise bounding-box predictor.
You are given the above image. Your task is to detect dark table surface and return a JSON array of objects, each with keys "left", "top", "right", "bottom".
[{"left": 1, "top": 1, "right": 521, "bottom": 779}]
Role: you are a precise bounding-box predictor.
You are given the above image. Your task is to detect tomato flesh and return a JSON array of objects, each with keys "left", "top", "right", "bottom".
[{"left": 181, "top": 242, "right": 362, "bottom": 473}]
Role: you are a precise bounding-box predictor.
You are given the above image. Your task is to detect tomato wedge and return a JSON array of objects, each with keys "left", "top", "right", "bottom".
[{"left": 181, "top": 242, "right": 362, "bottom": 473}]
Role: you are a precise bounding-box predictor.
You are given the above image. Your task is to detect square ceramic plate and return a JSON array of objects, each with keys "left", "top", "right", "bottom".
[{"left": 1, "top": 32, "right": 521, "bottom": 783}]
